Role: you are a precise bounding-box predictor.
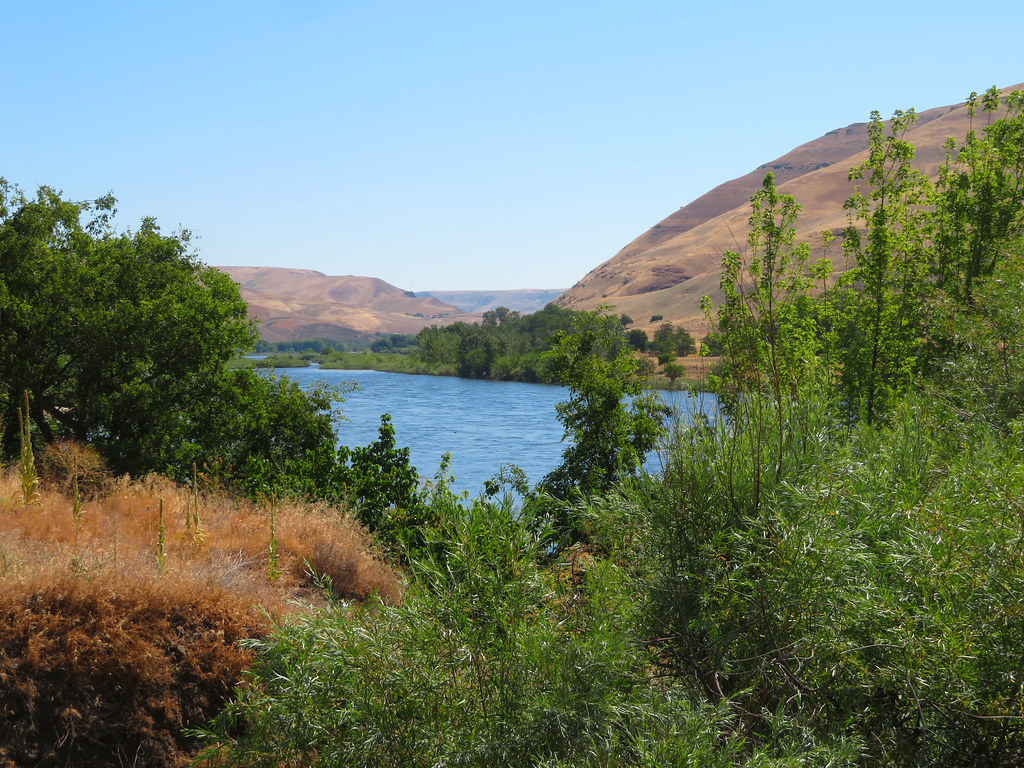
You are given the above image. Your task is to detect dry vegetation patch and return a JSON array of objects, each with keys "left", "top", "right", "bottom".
[{"left": 0, "top": 466, "right": 400, "bottom": 767}]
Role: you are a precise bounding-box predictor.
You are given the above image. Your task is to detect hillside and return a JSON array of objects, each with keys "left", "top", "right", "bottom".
[
  {"left": 415, "top": 288, "right": 567, "bottom": 313},
  {"left": 217, "top": 267, "right": 481, "bottom": 341},
  {"left": 558, "top": 83, "right": 1024, "bottom": 334}
]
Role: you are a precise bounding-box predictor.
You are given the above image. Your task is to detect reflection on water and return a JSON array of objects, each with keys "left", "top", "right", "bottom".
[{"left": 279, "top": 367, "right": 713, "bottom": 497}]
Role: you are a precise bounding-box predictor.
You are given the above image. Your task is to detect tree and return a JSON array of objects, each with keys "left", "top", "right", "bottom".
[
  {"left": 840, "top": 109, "right": 934, "bottom": 422},
  {"left": 663, "top": 360, "right": 686, "bottom": 383},
  {"left": 626, "top": 328, "right": 649, "bottom": 352},
  {"left": 704, "top": 172, "right": 817, "bottom": 401},
  {"left": 541, "top": 308, "right": 668, "bottom": 502},
  {"left": 700, "top": 331, "right": 725, "bottom": 357},
  {"left": 933, "top": 87, "right": 1024, "bottom": 305},
  {"left": 652, "top": 322, "right": 696, "bottom": 358},
  {"left": 0, "top": 180, "right": 339, "bottom": 482}
]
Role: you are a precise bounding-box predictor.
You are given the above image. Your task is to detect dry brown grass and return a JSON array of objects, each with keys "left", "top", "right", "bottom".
[{"left": 0, "top": 466, "right": 401, "bottom": 767}]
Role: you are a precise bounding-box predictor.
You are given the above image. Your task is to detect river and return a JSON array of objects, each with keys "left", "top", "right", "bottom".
[{"left": 277, "top": 367, "right": 714, "bottom": 497}]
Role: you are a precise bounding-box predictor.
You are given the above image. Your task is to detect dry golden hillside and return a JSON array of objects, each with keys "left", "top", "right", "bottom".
[
  {"left": 558, "top": 83, "right": 1024, "bottom": 336},
  {"left": 217, "top": 267, "right": 481, "bottom": 341}
]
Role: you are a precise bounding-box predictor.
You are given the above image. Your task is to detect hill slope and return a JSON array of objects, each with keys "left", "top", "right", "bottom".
[
  {"left": 558, "top": 84, "right": 1023, "bottom": 334},
  {"left": 217, "top": 267, "right": 480, "bottom": 341},
  {"left": 416, "top": 288, "right": 567, "bottom": 313}
]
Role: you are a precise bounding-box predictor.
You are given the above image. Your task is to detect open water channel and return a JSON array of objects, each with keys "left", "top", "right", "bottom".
[{"left": 278, "top": 367, "right": 715, "bottom": 497}]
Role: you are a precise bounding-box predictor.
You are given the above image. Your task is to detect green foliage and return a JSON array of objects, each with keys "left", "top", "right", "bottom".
[
  {"left": 700, "top": 331, "right": 725, "bottom": 356},
  {"left": 651, "top": 322, "right": 696, "bottom": 357},
  {"left": 540, "top": 308, "right": 668, "bottom": 505},
  {"left": 625, "top": 327, "right": 649, "bottom": 351},
  {"left": 346, "top": 414, "right": 434, "bottom": 553},
  {"left": 934, "top": 87, "right": 1024, "bottom": 304},
  {"left": 415, "top": 302, "right": 578, "bottom": 382},
  {"left": 240, "top": 410, "right": 432, "bottom": 555},
  {"left": 0, "top": 180, "right": 341, "bottom": 485},
  {"left": 705, "top": 172, "right": 817, "bottom": 400},
  {"left": 840, "top": 109, "right": 934, "bottom": 422},
  {"left": 924, "top": 247, "right": 1024, "bottom": 425},
  {"left": 193, "top": 373, "right": 345, "bottom": 490},
  {"left": 578, "top": 386, "right": 1024, "bottom": 765},
  {"left": 197, "top": 491, "right": 855, "bottom": 767},
  {"left": 318, "top": 350, "right": 447, "bottom": 375},
  {"left": 704, "top": 90, "right": 1024, "bottom": 426},
  {"left": 662, "top": 360, "right": 685, "bottom": 382},
  {"left": 246, "top": 354, "right": 311, "bottom": 368}
]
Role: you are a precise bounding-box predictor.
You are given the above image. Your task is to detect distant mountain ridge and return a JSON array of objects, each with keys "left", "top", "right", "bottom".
[
  {"left": 217, "top": 266, "right": 481, "bottom": 342},
  {"left": 416, "top": 289, "right": 566, "bottom": 314},
  {"left": 558, "top": 83, "right": 1024, "bottom": 334}
]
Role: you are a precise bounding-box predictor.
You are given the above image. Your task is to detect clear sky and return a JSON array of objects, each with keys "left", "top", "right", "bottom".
[{"left": 4, "top": 1, "right": 1022, "bottom": 291}]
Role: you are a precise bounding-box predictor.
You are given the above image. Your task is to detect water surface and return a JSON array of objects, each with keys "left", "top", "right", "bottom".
[{"left": 279, "top": 367, "right": 711, "bottom": 496}]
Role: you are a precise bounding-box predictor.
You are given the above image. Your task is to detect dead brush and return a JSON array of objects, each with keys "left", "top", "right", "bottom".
[
  {"left": 0, "top": 563, "right": 267, "bottom": 767},
  {"left": 40, "top": 439, "right": 108, "bottom": 523},
  {"left": 274, "top": 499, "right": 403, "bottom": 604},
  {"left": 0, "top": 464, "right": 402, "bottom": 766}
]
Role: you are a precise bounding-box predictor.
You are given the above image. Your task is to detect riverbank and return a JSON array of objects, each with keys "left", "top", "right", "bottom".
[{"left": 229, "top": 350, "right": 712, "bottom": 390}]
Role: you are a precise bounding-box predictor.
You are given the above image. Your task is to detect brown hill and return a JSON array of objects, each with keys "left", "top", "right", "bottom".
[
  {"left": 558, "top": 84, "right": 1024, "bottom": 335},
  {"left": 417, "top": 288, "right": 567, "bottom": 313},
  {"left": 217, "top": 267, "right": 480, "bottom": 341}
]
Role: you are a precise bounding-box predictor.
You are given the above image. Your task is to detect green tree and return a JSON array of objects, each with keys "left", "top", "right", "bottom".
[
  {"left": 663, "top": 360, "right": 686, "bottom": 383},
  {"left": 704, "top": 172, "right": 817, "bottom": 402},
  {"left": 346, "top": 414, "right": 433, "bottom": 552},
  {"left": 700, "top": 331, "right": 725, "bottom": 356},
  {"left": 652, "top": 322, "right": 696, "bottom": 358},
  {"left": 840, "top": 109, "right": 934, "bottom": 422},
  {"left": 626, "top": 327, "right": 649, "bottom": 352},
  {"left": 0, "top": 181, "right": 339, "bottom": 482},
  {"left": 541, "top": 308, "right": 668, "bottom": 502},
  {"left": 933, "top": 87, "right": 1024, "bottom": 305}
]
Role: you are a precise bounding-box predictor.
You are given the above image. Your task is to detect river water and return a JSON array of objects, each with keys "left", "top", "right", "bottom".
[{"left": 278, "top": 367, "right": 714, "bottom": 497}]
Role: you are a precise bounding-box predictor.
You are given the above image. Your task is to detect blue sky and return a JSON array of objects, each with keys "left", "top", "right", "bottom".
[{"left": 5, "top": 1, "right": 1022, "bottom": 291}]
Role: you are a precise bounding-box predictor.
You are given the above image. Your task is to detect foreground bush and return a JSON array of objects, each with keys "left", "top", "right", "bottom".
[
  {"left": 196, "top": 487, "right": 859, "bottom": 767},
  {"left": 580, "top": 390, "right": 1024, "bottom": 766}
]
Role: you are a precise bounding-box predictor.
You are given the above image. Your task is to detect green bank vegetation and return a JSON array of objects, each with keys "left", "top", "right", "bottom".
[
  {"left": 193, "top": 87, "right": 1024, "bottom": 767},
  {"left": 2, "top": 85, "right": 1024, "bottom": 766},
  {"left": 234, "top": 304, "right": 703, "bottom": 386}
]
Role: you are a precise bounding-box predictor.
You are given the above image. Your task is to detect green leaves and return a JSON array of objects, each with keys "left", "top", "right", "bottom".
[
  {"left": 706, "top": 172, "right": 818, "bottom": 401},
  {"left": 0, "top": 180, "right": 343, "bottom": 486},
  {"left": 541, "top": 308, "right": 668, "bottom": 508},
  {"left": 347, "top": 413, "right": 434, "bottom": 553},
  {"left": 840, "top": 109, "right": 934, "bottom": 423}
]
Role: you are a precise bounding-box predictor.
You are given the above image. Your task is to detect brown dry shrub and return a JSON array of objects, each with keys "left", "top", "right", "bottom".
[
  {"left": 0, "top": 568, "right": 265, "bottom": 767},
  {"left": 39, "top": 439, "right": 110, "bottom": 498},
  {"left": 274, "top": 500, "right": 403, "bottom": 604},
  {"left": 0, "top": 466, "right": 402, "bottom": 766}
]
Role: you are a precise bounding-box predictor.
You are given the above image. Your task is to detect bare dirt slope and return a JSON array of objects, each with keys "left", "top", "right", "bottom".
[
  {"left": 217, "top": 267, "right": 481, "bottom": 341},
  {"left": 558, "top": 84, "right": 1024, "bottom": 335}
]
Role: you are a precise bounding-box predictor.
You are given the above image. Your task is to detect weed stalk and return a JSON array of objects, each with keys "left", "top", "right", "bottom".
[
  {"left": 268, "top": 497, "right": 280, "bottom": 581},
  {"left": 157, "top": 498, "right": 167, "bottom": 572},
  {"left": 17, "top": 390, "right": 39, "bottom": 506}
]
